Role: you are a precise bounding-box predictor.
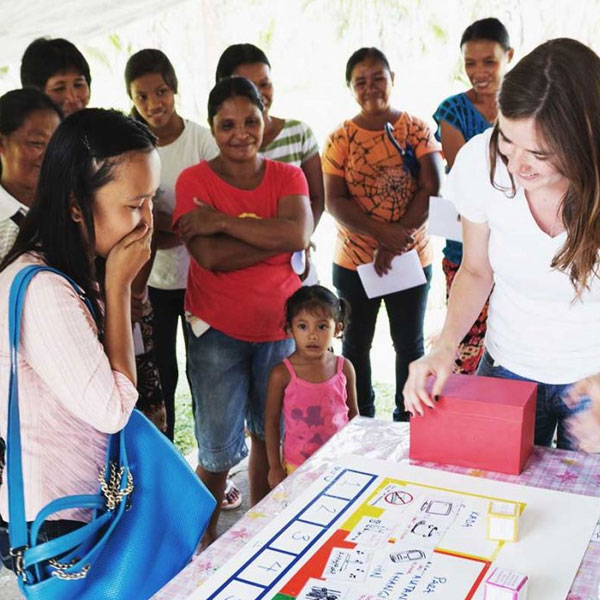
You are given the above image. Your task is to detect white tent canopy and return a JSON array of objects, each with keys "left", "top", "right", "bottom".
[{"left": 0, "top": 0, "right": 189, "bottom": 64}]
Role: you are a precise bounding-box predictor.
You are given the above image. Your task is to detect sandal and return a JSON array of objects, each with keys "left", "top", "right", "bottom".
[{"left": 221, "top": 478, "right": 242, "bottom": 510}]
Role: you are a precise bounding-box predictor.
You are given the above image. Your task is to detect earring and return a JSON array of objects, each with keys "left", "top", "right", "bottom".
[{"left": 70, "top": 208, "right": 83, "bottom": 223}]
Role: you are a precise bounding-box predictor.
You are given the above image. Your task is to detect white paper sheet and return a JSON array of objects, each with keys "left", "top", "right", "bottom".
[
  {"left": 428, "top": 195, "right": 463, "bottom": 242},
  {"left": 356, "top": 249, "right": 426, "bottom": 299}
]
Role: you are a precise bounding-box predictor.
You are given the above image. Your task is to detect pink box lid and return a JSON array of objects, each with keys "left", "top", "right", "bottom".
[{"left": 425, "top": 374, "right": 537, "bottom": 421}]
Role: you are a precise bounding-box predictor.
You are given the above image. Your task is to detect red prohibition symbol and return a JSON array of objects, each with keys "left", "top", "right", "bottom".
[{"left": 384, "top": 490, "right": 414, "bottom": 505}]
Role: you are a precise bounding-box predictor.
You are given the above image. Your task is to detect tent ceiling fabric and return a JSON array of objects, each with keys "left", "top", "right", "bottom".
[{"left": 0, "top": 0, "right": 190, "bottom": 64}]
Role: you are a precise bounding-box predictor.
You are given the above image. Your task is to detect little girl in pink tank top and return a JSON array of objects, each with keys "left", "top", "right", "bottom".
[{"left": 265, "top": 285, "right": 359, "bottom": 488}]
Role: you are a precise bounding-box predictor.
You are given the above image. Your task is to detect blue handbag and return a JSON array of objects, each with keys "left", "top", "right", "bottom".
[{"left": 6, "top": 265, "right": 216, "bottom": 599}]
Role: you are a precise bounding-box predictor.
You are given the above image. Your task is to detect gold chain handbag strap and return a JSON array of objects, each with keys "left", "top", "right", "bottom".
[{"left": 98, "top": 462, "right": 134, "bottom": 511}]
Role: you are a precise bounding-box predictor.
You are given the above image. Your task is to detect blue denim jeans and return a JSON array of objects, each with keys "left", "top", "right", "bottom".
[
  {"left": 477, "top": 349, "right": 578, "bottom": 450},
  {"left": 186, "top": 325, "right": 294, "bottom": 472},
  {"left": 333, "top": 263, "right": 432, "bottom": 421}
]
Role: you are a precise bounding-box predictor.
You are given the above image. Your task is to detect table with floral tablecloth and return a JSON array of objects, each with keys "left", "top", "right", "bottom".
[{"left": 154, "top": 417, "right": 600, "bottom": 600}]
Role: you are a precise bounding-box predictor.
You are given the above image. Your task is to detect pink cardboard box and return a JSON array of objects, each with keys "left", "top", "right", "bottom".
[{"left": 409, "top": 374, "right": 537, "bottom": 475}]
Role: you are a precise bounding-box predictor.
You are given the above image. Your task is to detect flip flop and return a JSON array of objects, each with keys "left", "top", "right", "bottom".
[{"left": 221, "top": 478, "right": 242, "bottom": 510}]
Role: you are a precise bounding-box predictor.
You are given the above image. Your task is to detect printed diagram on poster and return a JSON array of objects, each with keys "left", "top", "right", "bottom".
[{"left": 189, "top": 456, "right": 600, "bottom": 600}]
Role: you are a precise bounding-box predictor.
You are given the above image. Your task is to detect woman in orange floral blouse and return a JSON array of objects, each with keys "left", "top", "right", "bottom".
[{"left": 323, "top": 47, "right": 443, "bottom": 421}]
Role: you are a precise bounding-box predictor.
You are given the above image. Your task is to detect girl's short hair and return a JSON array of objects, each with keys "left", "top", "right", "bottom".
[
  {"left": 489, "top": 38, "right": 600, "bottom": 294},
  {"left": 207, "top": 77, "right": 264, "bottom": 125},
  {"left": 20, "top": 37, "right": 91, "bottom": 89},
  {"left": 460, "top": 17, "right": 511, "bottom": 51},
  {"left": 345, "top": 47, "right": 391, "bottom": 86},
  {"left": 1, "top": 108, "right": 157, "bottom": 321},
  {"left": 215, "top": 43, "right": 270, "bottom": 82},
  {"left": 284, "top": 285, "right": 350, "bottom": 331}
]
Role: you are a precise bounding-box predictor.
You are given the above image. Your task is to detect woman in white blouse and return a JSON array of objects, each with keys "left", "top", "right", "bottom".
[{"left": 404, "top": 39, "right": 600, "bottom": 452}]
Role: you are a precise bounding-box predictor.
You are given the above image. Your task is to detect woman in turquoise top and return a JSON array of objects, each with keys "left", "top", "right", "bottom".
[{"left": 433, "top": 17, "right": 513, "bottom": 374}]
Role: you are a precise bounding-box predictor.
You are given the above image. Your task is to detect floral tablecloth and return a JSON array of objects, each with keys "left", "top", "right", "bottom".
[{"left": 154, "top": 417, "right": 600, "bottom": 599}]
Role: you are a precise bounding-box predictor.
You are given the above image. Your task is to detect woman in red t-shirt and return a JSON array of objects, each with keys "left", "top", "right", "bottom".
[{"left": 173, "top": 76, "right": 312, "bottom": 546}]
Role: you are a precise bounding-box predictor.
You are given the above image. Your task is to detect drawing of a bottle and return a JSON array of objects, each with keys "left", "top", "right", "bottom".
[{"left": 389, "top": 549, "right": 427, "bottom": 563}]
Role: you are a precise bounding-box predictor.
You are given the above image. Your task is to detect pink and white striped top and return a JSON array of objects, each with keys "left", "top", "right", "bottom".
[{"left": 0, "top": 254, "right": 138, "bottom": 522}]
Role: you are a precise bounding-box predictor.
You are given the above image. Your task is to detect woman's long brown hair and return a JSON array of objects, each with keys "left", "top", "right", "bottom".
[{"left": 489, "top": 38, "right": 600, "bottom": 296}]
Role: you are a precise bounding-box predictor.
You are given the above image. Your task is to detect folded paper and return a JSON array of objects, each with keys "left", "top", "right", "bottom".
[{"left": 356, "top": 249, "right": 426, "bottom": 299}]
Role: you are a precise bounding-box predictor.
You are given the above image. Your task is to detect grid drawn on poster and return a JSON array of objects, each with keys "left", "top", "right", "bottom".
[{"left": 206, "top": 469, "right": 376, "bottom": 600}]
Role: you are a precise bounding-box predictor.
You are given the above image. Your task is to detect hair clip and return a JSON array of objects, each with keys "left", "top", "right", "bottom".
[{"left": 81, "top": 134, "right": 94, "bottom": 156}]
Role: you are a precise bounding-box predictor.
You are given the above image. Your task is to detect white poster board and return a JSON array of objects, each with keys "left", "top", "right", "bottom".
[{"left": 190, "top": 455, "right": 600, "bottom": 600}]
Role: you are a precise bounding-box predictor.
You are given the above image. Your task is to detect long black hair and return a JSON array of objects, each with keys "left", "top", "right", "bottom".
[{"left": 1, "top": 108, "right": 157, "bottom": 320}]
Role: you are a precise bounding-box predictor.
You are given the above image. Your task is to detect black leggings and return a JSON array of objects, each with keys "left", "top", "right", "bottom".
[
  {"left": 333, "top": 263, "right": 432, "bottom": 420},
  {"left": 148, "top": 287, "right": 189, "bottom": 440}
]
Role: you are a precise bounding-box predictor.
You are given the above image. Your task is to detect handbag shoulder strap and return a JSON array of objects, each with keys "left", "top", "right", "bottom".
[{"left": 6, "top": 265, "right": 99, "bottom": 557}]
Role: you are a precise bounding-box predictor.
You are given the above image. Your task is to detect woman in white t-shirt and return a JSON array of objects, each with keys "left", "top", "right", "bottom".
[
  {"left": 125, "top": 50, "right": 218, "bottom": 441},
  {"left": 404, "top": 38, "right": 600, "bottom": 452}
]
